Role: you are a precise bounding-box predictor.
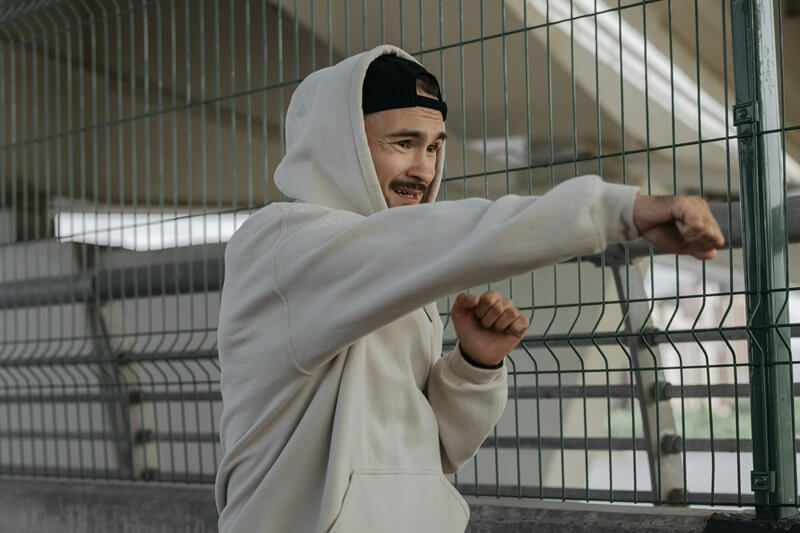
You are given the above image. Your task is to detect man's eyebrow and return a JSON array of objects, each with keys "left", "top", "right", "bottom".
[{"left": 386, "top": 129, "right": 447, "bottom": 142}]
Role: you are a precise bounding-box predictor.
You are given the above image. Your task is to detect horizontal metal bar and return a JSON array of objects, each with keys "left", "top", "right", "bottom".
[
  {"left": 0, "top": 355, "right": 120, "bottom": 368},
  {"left": 0, "top": 274, "right": 94, "bottom": 309},
  {"left": 3, "top": 325, "right": 797, "bottom": 371},
  {"left": 0, "top": 389, "right": 217, "bottom": 404},
  {"left": 133, "top": 429, "right": 220, "bottom": 445},
  {"left": 149, "top": 431, "right": 219, "bottom": 444},
  {"left": 0, "top": 352, "right": 219, "bottom": 368},
  {"left": 120, "top": 350, "right": 220, "bottom": 363},
  {"left": 132, "top": 390, "right": 220, "bottom": 403},
  {"left": 138, "top": 471, "right": 215, "bottom": 484},
  {"left": 0, "top": 349, "right": 220, "bottom": 369},
  {"left": 482, "top": 435, "right": 648, "bottom": 451},
  {"left": 481, "top": 436, "right": 788, "bottom": 453},
  {"left": 0, "top": 429, "right": 122, "bottom": 442},
  {"left": 0, "top": 429, "right": 771, "bottom": 454},
  {"left": 94, "top": 261, "right": 224, "bottom": 302},
  {"left": 0, "top": 392, "right": 121, "bottom": 404},
  {"left": 511, "top": 384, "right": 641, "bottom": 400},
  {"left": 5, "top": 381, "right": 800, "bottom": 405},
  {"left": 0, "top": 260, "right": 223, "bottom": 309},
  {"left": 0, "top": 466, "right": 131, "bottom": 479},
  {"left": 456, "top": 484, "right": 761, "bottom": 505},
  {"left": 509, "top": 361, "right": 790, "bottom": 377},
  {"left": 442, "top": 324, "right": 800, "bottom": 351},
  {"left": 512, "top": 383, "right": 800, "bottom": 400},
  {"left": 2, "top": 198, "right": 799, "bottom": 309}
]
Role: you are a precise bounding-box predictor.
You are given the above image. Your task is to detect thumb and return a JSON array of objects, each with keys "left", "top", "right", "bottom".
[{"left": 451, "top": 292, "right": 478, "bottom": 315}]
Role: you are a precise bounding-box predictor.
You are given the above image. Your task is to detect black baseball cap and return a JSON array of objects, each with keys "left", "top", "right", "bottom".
[{"left": 362, "top": 54, "right": 448, "bottom": 120}]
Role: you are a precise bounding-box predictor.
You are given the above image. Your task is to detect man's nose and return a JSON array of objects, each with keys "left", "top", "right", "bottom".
[{"left": 408, "top": 149, "right": 436, "bottom": 183}]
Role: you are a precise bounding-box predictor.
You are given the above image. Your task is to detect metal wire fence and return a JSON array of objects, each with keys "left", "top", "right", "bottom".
[{"left": 1, "top": 0, "right": 799, "bottom": 517}]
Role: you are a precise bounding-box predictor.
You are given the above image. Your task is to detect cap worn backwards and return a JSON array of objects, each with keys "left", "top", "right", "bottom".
[{"left": 362, "top": 54, "right": 448, "bottom": 120}]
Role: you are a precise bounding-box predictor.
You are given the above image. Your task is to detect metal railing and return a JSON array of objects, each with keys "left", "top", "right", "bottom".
[{"left": 1, "top": 0, "right": 799, "bottom": 521}]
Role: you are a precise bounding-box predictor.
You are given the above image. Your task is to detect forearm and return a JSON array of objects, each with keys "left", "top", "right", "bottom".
[{"left": 427, "top": 344, "right": 507, "bottom": 474}]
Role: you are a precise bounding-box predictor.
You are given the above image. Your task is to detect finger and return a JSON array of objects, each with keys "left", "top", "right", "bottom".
[
  {"left": 475, "top": 291, "right": 502, "bottom": 318},
  {"left": 715, "top": 232, "right": 726, "bottom": 248},
  {"left": 453, "top": 292, "right": 479, "bottom": 311},
  {"left": 687, "top": 220, "right": 725, "bottom": 256},
  {"left": 691, "top": 248, "right": 717, "bottom": 261},
  {"left": 710, "top": 224, "right": 726, "bottom": 248},
  {"left": 494, "top": 307, "right": 519, "bottom": 332},
  {"left": 508, "top": 315, "right": 530, "bottom": 336},
  {"left": 677, "top": 198, "right": 724, "bottom": 247},
  {"left": 480, "top": 299, "right": 508, "bottom": 329},
  {"left": 700, "top": 231, "right": 724, "bottom": 251},
  {"left": 675, "top": 208, "right": 708, "bottom": 241}
]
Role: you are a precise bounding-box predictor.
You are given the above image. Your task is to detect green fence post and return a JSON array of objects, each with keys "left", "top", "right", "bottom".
[{"left": 730, "top": 0, "right": 796, "bottom": 521}]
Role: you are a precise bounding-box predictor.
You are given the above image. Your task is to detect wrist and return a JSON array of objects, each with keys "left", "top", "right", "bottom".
[
  {"left": 460, "top": 346, "right": 504, "bottom": 370},
  {"left": 633, "top": 194, "right": 644, "bottom": 232}
]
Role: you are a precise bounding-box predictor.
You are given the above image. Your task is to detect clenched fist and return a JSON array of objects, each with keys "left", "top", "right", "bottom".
[
  {"left": 633, "top": 195, "right": 725, "bottom": 260},
  {"left": 451, "top": 291, "right": 529, "bottom": 367}
]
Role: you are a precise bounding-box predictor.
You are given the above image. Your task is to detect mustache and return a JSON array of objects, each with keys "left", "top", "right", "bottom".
[{"left": 390, "top": 180, "right": 428, "bottom": 192}]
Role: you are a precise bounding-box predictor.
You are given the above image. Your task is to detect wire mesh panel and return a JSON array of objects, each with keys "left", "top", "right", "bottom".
[{"left": 0, "top": 0, "right": 799, "bottom": 513}]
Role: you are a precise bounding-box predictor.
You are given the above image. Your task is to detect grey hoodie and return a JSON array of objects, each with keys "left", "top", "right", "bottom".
[{"left": 215, "top": 45, "right": 640, "bottom": 533}]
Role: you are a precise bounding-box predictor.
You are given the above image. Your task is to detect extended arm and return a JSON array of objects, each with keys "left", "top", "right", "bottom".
[
  {"left": 424, "top": 191, "right": 725, "bottom": 472},
  {"left": 271, "top": 175, "right": 638, "bottom": 372}
]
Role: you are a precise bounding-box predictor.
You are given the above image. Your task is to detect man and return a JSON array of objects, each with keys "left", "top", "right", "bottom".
[{"left": 214, "top": 46, "right": 724, "bottom": 532}]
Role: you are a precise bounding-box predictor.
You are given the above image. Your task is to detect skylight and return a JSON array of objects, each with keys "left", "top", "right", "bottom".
[{"left": 54, "top": 210, "right": 249, "bottom": 251}]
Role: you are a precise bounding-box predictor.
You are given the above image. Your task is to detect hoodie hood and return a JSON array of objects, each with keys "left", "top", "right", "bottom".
[{"left": 274, "top": 45, "right": 445, "bottom": 216}]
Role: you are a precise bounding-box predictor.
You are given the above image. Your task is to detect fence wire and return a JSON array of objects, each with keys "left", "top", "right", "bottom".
[{"left": 1, "top": 0, "right": 799, "bottom": 511}]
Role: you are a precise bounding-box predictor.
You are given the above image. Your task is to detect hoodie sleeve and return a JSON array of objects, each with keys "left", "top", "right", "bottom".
[
  {"left": 426, "top": 343, "right": 507, "bottom": 473},
  {"left": 273, "top": 175, "right": 638, "bottom": 374}
]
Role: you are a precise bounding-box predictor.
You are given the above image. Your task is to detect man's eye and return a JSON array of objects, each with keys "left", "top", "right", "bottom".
[
  {"left": 396, "top": 140, "right": 411, "bottom": 149},
  {"left": 427, "top": 144, "right": 440, "bottom": 153}
]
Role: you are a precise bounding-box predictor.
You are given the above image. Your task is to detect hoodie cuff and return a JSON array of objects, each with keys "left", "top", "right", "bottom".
[
  {"left": 449, "top": 343, "right": 506, "bottom": 384},
  {"left": 460, "top": 346, "right": 504, "bottom": 370},
  {"left": 595, "top": 181, "right": 640, "bottom": 243}
]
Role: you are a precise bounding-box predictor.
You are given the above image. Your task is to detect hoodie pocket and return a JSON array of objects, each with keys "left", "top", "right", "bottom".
[{"left": 329, "top": 469, "right": 469, "bottom": 533}]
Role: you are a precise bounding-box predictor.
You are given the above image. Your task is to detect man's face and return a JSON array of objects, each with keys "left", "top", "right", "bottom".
[{"left": 364, "top": 91, "right": 446, "bottom": 208}]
